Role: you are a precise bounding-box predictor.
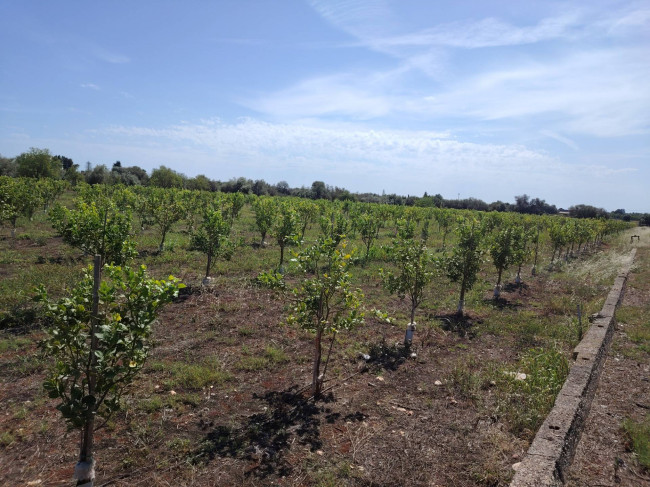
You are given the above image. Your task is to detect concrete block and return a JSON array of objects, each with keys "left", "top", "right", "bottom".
[{"left": 510, "top": 249, "right": 635, "bottom": 487}]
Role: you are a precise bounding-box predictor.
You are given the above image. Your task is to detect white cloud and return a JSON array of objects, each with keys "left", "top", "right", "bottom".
[
  {"left": 369, "top": 13, "right": 583, "bottom": 50},
  {"left": 104, "top": 118, "right": 631, "bottom": 184},
  {"left": 80, "top": 83, "right": 100, "bottom": 91},
  {"left": 424, "top": 47, "right": 650, "bottom": 137},
  {"left": 249, "top": 44, "right": 649, "bottom": 138},
  {"left": 246, "top": 74, "right": 395, "bottom": 120}
]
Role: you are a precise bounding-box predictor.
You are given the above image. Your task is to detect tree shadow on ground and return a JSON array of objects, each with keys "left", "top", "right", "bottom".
[
  {"left": 366, "top": 338, "right": 410, "bottom": 371},
  {"left": 482, "top": 296, "right": 523, "bottom": 311},
  {"left": 436, "top": 312, "right": 479, "bottom": 338},
  {"left": 503, "top": 282, "right": 529, "bottom": 294},
  {"left": 194, "top": 385, "right": 333, "bottom": 479}
]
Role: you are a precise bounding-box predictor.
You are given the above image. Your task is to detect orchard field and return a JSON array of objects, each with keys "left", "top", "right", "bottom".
[{"left": 0, "top": 179, "right": 647, "bottom": 486}]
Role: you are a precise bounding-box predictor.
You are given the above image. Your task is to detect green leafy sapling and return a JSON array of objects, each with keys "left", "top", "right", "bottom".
[
  {"left": 37, "top": 262, "right": 183, "bottom": 486},
  {"left": 489, "top": 225, "right": 517, "bottom": 299},
  {"left": 0, "top": 177, "right": 43, "bottom": 237},
  {"left": 252, "top": 197, "right": 277, "bottom": 246},
  {"left": 273, "top": 202, "right": 301, "bottom": 271},
  {"left": 189, "top": 207, "right": 235, "bottom": 280},
  {"left": 445, "top": 218, "right": 485, "bottom": 316},
  {"left": 357, "top": 211, "right": 382, "bottom": 262},
  {"left": 380, "top": 234, "right": 437, "bottom": 346},
  {"left": 287, "top": 239, "right": 364, "bottom": 396},
  {"left": 49, "top": 199, "right": 136, "bottom": 266}
]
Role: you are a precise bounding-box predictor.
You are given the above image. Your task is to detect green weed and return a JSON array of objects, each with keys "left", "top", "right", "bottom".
[
  {"left": 623, "top": 415, "right": 650, "bottom": 470},
  {"left": 169, "top": 357, "right": 232, "bottom": 390}
]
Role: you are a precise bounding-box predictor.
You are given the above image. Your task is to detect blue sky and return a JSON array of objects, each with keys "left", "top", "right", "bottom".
[{"left": 1, "top": 0, "right": 648, "bottom": 212}]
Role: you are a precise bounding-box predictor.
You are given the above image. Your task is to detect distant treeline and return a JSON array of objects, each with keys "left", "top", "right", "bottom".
[{"left": 1, "top": 147, "right": 647, "bottom": 223}]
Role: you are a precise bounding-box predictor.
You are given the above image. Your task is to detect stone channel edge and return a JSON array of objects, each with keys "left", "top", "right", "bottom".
[{"left": 510, "top": 248, "right": 637, "bottom": 487}]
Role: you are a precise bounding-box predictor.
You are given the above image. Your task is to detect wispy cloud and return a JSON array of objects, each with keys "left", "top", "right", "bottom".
[
  {"left": 90, "top": 45, "right": 130, "bottom": 64},
  {"left": 80, "top": 83, "right": 100, "bottom": 91},
  {"left": 104, "top": 118, "right": 630, "bottom": 183},
  {"left": 540, "top": 130, "right": 579, "bottom": 151},
  {"left": 248, "top": 44, "right": 649, "bottom": 138},
  {"left": 424, "top": 47, "right": 650, "bottom": 137},
  {"left": 245, "top": 73, "right": 399, "bottom": 119},
  {"left": 369, "top": 14, "right": 583, "bottom": 50}
]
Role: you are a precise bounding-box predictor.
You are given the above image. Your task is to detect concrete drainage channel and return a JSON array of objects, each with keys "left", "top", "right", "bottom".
[{"left": 510, "top": 248, "right": 637, "bottom": 487}]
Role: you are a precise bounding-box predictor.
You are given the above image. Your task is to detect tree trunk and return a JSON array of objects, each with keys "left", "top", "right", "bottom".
[
  {"left": 457, "top": 282, "right": 466, "bottom": 316},
  {"left": 75, "top": 255, "right": 101, "bottom": 486},
  {"left": 312, "top": 328, "right": 323, "bottom": 397},
  {"left": 159, "top": 231, "right": 167, "bottom": 252},
  {"left": 205, "top": 253, "right": 212, "bottom": 278},
  {"left": 493, "top": 269, "right": 502, "bottom": 299}
]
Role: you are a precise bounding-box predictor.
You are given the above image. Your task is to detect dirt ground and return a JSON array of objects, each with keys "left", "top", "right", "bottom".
[{"left": 1, "top": 227, "right": 647, "bottom": 487}]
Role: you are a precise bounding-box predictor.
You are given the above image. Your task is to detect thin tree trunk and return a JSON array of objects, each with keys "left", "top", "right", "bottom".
[
  {"left": 76, "top": 255, "right": 101, "bottom": 486},
  {"left": 457, "top": 282, "right": 466, "bottom": 316},
  {"left": 312, "top": 328, "right": 323, "bottom": 396},
  {"left": 320, "top": 332, "right": 337, "bottom": 388},
  {"left": 494, "top": 269, "right": 503, "bottom": 299},
  {"left": 205, "top": 253, "right": 212, "bottom": 278},
  {"left": 159, "top": 231, "right": 167, "bottom": 252}
]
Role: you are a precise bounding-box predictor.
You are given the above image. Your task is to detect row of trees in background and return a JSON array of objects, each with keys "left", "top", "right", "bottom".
[
  {"left": 6, "top": 180, "right": 627, "bottom": 319},
  {"left": 3, "top": 147, "right": 645, "bottom": 220}
]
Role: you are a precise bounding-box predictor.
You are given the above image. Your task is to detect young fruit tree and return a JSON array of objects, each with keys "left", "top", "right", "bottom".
[
  {"left": 252, "top": 196, "right": 277, "bottom": 246},
  {"left": 145, "top": 188, "right": 187, "bottom": 252},
  {"left": 295, "top": 200, "right": 319, "bottom": 241},
  {"left": 37, "top": 260, "right": 182, "bottom": 486},
  {"left": 49, "top": 199, "right": 136, "bottom": 266},
  {"left": 434, "top": 208, "right": 454, "bottom": 248},
  {"left": 445, "top": 218, "right": 485, "bottom": 315},
  {"left": 189, "top": 207, "right": 235, "bottom": 280},
  {"left": 273, "top": 202, "right": 301, "bottom": 270},
  {"left": 380, "top": 236, "right": 436, "bottom": 345},
  {"left": 530, "top": 218, "right": 546, "bottom": 276},
  {"left": 511, "top": 223, "right": 532, "bottom": 286},
  {"left": 287, "top": 239, "right": 364, "bottom": 397},
  {"left": 318, "top": 206, "right": 349, "bottom": 247},
  {"left": 488, "top": 225, "right": 517, "bottom": 299},
  {"left": 356, "top": 211, "right": 382, "bottom": 262},
  {"left": 0, "top": 176, "right": 43, "bottom": 237}
]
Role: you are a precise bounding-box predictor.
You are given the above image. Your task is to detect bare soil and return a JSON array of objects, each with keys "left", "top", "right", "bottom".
[{"left": 1, "top": 227, "right": 646, "bottom": 487}]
